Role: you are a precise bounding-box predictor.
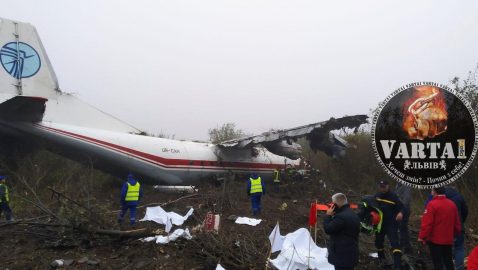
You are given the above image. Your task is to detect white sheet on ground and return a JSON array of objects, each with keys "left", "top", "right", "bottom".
[
  {"left": 235, "top": 217, "right": 262, "bottom": 226},
  {"left": 140, "top": 206, "right": 194, "bottom": 226},
  {"left": 141, "top": 228, "right": 192, "bottom": 244},
  {"left": 216, "top": 264, "right": 226, "bottom": 270},
  {"left": 269, "top": 228, "right": 334, "bottom": 270},
  {"left": 269, "top": 222, "right": 285, "bottom": 253}
]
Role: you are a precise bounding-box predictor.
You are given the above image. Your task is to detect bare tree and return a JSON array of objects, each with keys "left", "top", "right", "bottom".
[
  {"left": 208, "top": 123, "right": 245, "bottom": 144},
  {"left": 451, "top": 64, "right": 478, "bottom": 114}
]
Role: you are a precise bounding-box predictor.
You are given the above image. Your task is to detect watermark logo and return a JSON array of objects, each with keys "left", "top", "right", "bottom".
[
  {"left": 0, "top": 42, "right": 41, "bottom": 79},
  {"left": 372, "top": 82, "right": 478, "bottom": 188}
]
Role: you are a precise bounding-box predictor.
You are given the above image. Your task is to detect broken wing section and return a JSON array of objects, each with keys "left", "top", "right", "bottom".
[{"left": 219, "top": 115, "right": 368, "bottom": 159}]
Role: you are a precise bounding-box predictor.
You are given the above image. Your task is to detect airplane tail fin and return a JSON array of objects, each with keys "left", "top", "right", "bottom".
[
  {"left": 0, "top": 18, "right": 142, "bottom": 133},
  {"left": 0, "top": 17, "right": 59, "bottom": 100}
]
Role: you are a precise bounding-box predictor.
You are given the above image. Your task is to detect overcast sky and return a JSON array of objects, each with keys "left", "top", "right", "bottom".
[{"left": 2, "top": 0, "right": 478, "bottom": 140}]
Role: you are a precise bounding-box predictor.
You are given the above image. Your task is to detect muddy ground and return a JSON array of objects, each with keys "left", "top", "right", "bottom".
[{"left": 0, "top": 177, "right": 476, "bottom": 270}]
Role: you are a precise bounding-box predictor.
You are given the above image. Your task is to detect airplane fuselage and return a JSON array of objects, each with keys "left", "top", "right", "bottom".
[
  {"left": 0, "top": 18, "right": 361, "bottom": 185},
  {"left": 1, "top": 120, "right": 296, "bottom": 184}
]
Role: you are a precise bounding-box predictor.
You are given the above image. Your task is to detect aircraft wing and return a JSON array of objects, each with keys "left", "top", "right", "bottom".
[
  {"left": 0, "top": 96, "right": 47, "bottom": 122},
  {"left": 219, "top": 115, "right": 368, "bottom": 159}
]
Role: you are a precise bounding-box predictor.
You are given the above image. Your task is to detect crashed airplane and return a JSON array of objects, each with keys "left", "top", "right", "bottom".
[{"left": 0, "top": 18, "right": 367, "bottom": 184}]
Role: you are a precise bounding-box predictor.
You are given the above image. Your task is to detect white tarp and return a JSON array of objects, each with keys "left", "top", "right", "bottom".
[
  {"left": 140, "top": 206, "right": 194, "bottom": 228},
  {"left": 268, "top": 222, "right": 285, "bottom": 253},
  {"left": 235, "top": 217, "right": 262, "bottom": 226},
  {"left": 216, "top": 264, "right": 226, "bottom": 270},
  {"left": 269, "top": 228, "right": 333, "bottom": 270},
  {"left": 141, "top": 228, "right": 192, "bottom": 244}
]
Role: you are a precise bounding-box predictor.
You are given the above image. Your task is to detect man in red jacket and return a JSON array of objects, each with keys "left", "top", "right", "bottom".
[
  {"left": 419, "top": 186, "right": 461, "bottom": 270},
  {"left": 468, "top": 245, "right": 478, "bottom": 270}
]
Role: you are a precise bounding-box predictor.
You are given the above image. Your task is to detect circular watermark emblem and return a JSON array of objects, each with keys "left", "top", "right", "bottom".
[
  {"left": 372, "top": 82, "right": 478, "bottom": 189},
  {"left": 0, "top": 42, "right": 41, "bottom": 79}
]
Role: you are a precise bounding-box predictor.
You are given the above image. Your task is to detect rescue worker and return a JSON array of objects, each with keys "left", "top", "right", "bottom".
[
  {"left": 323, "top": 193, "right": 361, "bottom": 270},
  {"left": 0, "top": 175, "right": 12, "bottom": 222},
  {"left": 273, "top": 169, "right": 281, "bottom": 192},
  {"left": 374, "top": 180, "right": 404, "bottom": 270},
  {"left": 395, "top": 182, "right": 412, "bottom": 253},
  {"left": 273, "top": 169, "right": 280, "bottom": 183},
  {"left": 424, "top": 186, "right": 469, "bottom": 269},
  {"left": 445, "top": 186, "right": 468, "bottom": 270},
  {"left": 118, "top": 173, "right": 143, "bottom": 225},
  {"left": 419, "top": 187, "right": 461, "bottom": 270},
  {"left": 247, "top": 172, "right": 265, "bottom": 216}
]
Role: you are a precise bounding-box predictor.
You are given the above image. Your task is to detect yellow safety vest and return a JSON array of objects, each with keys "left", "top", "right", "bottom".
[
  {"left": 125, "top": 182, "right": 140, "bottom": 201},
  {"left": 250, "top": 177, "right": 263, "bottom": 194},
  {"left": 273, "top": 170, "right": 280, "bottom": 182},
  {"left": 0, "top": 183, "right": 9, "bottom": 203}
]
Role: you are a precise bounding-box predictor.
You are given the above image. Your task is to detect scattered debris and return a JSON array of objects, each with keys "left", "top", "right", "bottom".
[
  {"left": 50, "top": 259, "right": 64, "bottom": 268},
  {"left": 153, "top": 185, "right": 198, "bottom": 193},
  {"left": 234, "top": 217, "right": 262, "bottom": 226},
  {"left": 203, "top": 212, "right": 220, "bottom": 232},
  {"left": 269, "top": 228, "right": 333, "bottom": 270},
  {"left": 4, "top": 154, "right": 471, "bottom": 269},
  {"left": 278, "top": 203, "right": 288, "bottom": 211},
  {"left": 140, "top": 206, "right": 194, "bottom": 227},
  {"left": 268, "top": 222, "right": 285, "bottom": 253},
  {"left": 141, "top": 228, "right": 193, "bottom": 244},
  {"left": 50, "top": 258, "right": 75, "bottom": 268}
]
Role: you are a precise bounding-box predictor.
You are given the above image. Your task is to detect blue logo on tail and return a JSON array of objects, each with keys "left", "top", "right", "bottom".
[{"left": 0, "top": 42, "right": 41, "bottom": 79}]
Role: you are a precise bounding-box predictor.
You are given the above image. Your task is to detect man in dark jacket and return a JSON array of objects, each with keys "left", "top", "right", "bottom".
[
  {"left": 323, "top": 193, "right": 360, "bottom": 270},
  {"left": 419, "top": 187, "right": 461, "bottom": 270},
  {"left": 118, "top": 173, "right": 143, "bottom": 225},
  {"left": 445, "top": 187, "right": 468, "bottom": 270},
  {"left": 375, "top": 180, "right": 404, "bottom": 270}
]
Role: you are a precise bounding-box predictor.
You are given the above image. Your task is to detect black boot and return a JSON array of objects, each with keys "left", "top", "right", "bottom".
[{"left": 378, "top": 251, "right": 392, "bottom": 268}]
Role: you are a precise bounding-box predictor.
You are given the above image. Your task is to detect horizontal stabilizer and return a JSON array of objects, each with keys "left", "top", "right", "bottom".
[{"left": 0, "top": 96, "right": 47, "bottom": 122}]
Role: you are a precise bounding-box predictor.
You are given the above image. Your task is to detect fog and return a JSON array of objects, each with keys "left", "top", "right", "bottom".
[{"left": 2, "top": 0, "right": 478, "bottom": 140}]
